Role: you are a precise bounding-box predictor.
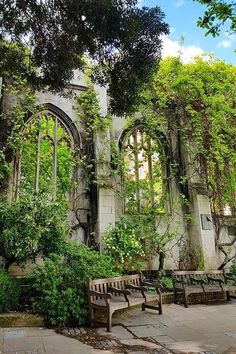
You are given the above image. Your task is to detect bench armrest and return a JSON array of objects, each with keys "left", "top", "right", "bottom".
[
  {"left": 174, "top": 278, "right": 188, "bottom": 286},
  {"left": 89, "top": 290, "right": 112, "bottom": 299},
  {"left": 125, "top": 284, "right": 147, "bottom": 292},
  {"left": 207, "top": 276, "right": 225, "bottom": 285},
  {"left": 189, "top": 277, "right": 206, "bottom": 285},
  {"left": 107, "top": 286, "right": 131, "bottom": 295},
  {"left": 107, "top": 286, "right": 131, "bottom": 302},
  {"left": 141, "top": 281, "right": 164, "bottom": 292}
]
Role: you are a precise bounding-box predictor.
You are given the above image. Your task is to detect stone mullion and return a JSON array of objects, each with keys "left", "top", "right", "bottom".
[
  {"left": 147, "top": 137, "right": 154, "bottom": 207},
  {"left": 35, "top": 130, "right": 41, "bottom": 193},
  {"left": 133, "top": 130, "right": 140, "bottom": 212},
  {"left": 52, "top": 116, "right": 58, "bottom": 200}
]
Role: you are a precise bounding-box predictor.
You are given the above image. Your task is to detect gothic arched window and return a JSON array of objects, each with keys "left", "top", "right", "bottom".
[
  {"left": 121, "top": 126, "right": 165, "bottom": 213},
  {"left": 13, "top": 109, "right": 77, "bottom": 201}
]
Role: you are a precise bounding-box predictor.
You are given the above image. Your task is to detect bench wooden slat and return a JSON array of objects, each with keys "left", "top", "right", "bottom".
[
  {"left": 172, "top": 269, "right": 232, "bottom": 308},
  {"left": 88, "top": 273, "right": 162, "bottom": 332}
]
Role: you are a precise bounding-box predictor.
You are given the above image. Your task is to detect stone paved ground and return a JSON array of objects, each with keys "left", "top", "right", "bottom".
[
  {"left": 109, "top": 300, "right": 236, "bottom": 353},
  {"left": 1, "top": 300, "right": 236, "bottom": 354}
]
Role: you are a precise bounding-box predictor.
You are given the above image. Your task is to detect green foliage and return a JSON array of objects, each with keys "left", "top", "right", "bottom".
[
  {"left": 0, "top": 195, "right": 68, "bottom": 269},
  {"left": 0, "top": 150, "right": 11, "bottom": 181},
  {"left": 194, "top": 0, "right": 236, "bottom": 37},
  {"left": 28, "top": 243, "right": 118, "bottom": 327},
  {"left": 75, "top": 79, "right": 111, "bottom": 136},
  {"left": 20, "top": 113, "right": 74, "bottom": 199},
  {"left": 229, "top": 261, "right": 236, "bottom": 276},
  {"left": 152, "top": 57, "right": 236, "bottom": 216},
  {"left": 74, "top": 79, "right": 112, "bottom": 190},
  {"left": 0, "top": 76, "right": 38, "bottom": 195},
  {"left": 121, "top": 128, "right": 165, "bottom": 213},
  {"left": 0, "top": 268, "right": 21, "bottom": 312},
  {"left": 158, "top": 272, "right": 173, "bottom": 290},
  {"left": 103, "top": 217, "right": 146, "bottom": 271},
  {"left": 1, "top": 2, "right": 169, "bottom": 114},
  {"left": 103, "top": 214, "right": 177, "bottom": 272}
]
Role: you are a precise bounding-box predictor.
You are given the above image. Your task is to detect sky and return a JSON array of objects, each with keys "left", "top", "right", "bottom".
[{"left": 138, "top": 0, "right": 236, "bottom": 65}]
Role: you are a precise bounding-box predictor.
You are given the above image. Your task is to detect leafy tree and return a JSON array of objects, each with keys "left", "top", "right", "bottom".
[
  {"left": 194, "top": 0, "right": 236, "bottom": 37},
  {"left": 1, "top": 1, "right": 169, "bottom": 114}
]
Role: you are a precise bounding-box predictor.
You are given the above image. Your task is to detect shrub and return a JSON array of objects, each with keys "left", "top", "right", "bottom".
[
  {"left": 159, "top": 272, "right": 173, "bottom": 290},
  {"left": 0, "top": 268, "right": 21, "bottom": 312},
  {"left": 103, "top": 216, "right": 146, "bottom": 272},
  {"left": 229, "top": 261, "right": 236, "bottom": 276},
  {"left": 0, "top": 194, "right": 68, "bottom": 269},
  {"left": 103, "top": 214, "right": 177, "bottom": 272},
  {"left": 28, "top": 243, "right": 118, "bottom": 327}
]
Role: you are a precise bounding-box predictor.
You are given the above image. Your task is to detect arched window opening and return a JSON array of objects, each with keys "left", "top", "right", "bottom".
[
  {"left": 13, "top": 111, "right": 75, "bottom": 201},
  {"left": 122, "top": 126, "right": 165, "bottom": 214}
]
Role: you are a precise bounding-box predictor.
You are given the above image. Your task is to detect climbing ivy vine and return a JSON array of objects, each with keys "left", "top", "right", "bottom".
[{"left": 146, "top": 56, "right": 236, "bottom": 269}]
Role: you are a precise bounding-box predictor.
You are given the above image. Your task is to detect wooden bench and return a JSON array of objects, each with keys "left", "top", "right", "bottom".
[
  {"left": 172, "top": 270, "right": 236, "bottom": 308},
  {"left": 88, "top": 274, "right": 162, "bottom": 332}
]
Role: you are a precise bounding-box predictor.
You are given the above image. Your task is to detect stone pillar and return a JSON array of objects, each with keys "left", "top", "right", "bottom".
[
  {"left": 188, "top": 183, "right": 217, "bottom": 269},
  {"left": 95, "top": 130, "right": 116, "bottom": 248},
  {"left": 93, "top": 85, "right": 116, "bottom": 247}
]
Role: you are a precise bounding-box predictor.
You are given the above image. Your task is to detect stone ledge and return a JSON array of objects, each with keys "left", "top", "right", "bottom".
[{"left": 0, "top": 313, "right": 45, "bottom": 328}]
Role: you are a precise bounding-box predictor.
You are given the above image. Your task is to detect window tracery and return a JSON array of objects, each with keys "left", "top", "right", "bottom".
[
  {"left": 121, "top": 126, "right": 165, "bottom": 213},
  {"left": 13, "top": 110, "right": 75, "bottom": 201}
]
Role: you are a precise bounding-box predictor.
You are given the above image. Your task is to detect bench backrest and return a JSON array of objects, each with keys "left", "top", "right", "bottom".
[
  {"left": 172, "top": 270, "right": 225, "bottom": 286},
  {"left": 88, "top": 274, "right": 141, "bottom": 300}
]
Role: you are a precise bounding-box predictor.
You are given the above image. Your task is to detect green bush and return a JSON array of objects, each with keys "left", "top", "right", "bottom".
[
  {"left": 229, "top": 261, "right": 236, "bottom": 277},
  {"left": 0, "top": 195, "right": 68, "bottom": 269},
  {"left": 103, "top": 216, "right": 146, "bottom": 272},
  {"left": 103, "top": 215, "right": 177, "bottom": 272},
  {"left": 0, "top": 268, "right": 21, "bottom": 312},
  {"left": 28, "top": 243, "right": 118, "bottom": 327},
  {"left": 160, "top": 276, "right": 173, "bottom": 290}
]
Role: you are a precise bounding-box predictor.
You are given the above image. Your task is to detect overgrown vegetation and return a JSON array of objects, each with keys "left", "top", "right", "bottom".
[
  {"left": 0, "top": 268, "right": 21, "bottom": 312},
  {"left": 148, "top": 56, "right": 236, "bottom": 269},
  {"left": 0, "top": 195, "right": 68, "bottom": 270},
  {"left": 103, "top": 214, "right": 178, "bottom": 272},
  {"left": 28, "top": 243, "right": 117, "bottom": 327}
]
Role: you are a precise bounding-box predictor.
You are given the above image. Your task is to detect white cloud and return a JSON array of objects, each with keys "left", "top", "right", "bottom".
[
  {"left": 217, "top": 40, "right": 232, "bottom": 48},
  {"left": 175, "top": 0, "right": 185, "bottom": 8},
  {"left": 137, "top": 0, "right": 145, "bottom": 7},
  {"left": 161, "top": 36, "right": 205, "bottom": 63}
]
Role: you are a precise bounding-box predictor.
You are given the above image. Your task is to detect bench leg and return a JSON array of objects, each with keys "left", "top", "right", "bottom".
[
  {"left": 159, "top": 296, "right": 163, "bottom": 315},
  {"left": 173, "top": 290, "right": 177, "bottom": 304},
  {"left": 89, "top": 305, "right": 94, "bottom": 326},
  {"left": 184, "top": 292, "right": 189, "bottom": 308},
  {"left": 107, "top": 309, "right": 113, "bottom": 332}
]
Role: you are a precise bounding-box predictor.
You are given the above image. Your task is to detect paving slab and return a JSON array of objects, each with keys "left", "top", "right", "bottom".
[
  {"left": 3, "top": 336, "right": 44, "bottom": 353},
  {"left": 119, "top": 338, "right": 163, "bottom": 349},
  {"left": 97, "top": 325, "right": 134, "bottom": 339},
  {"left": 114, "top": 301, "right": 236, "bottom": 353},
  {"left": 25, "top": 328, "right": 56, "bottom": 337},
  {"left": 127, "top": 324, "right": 164, "bottom": 337},
  {"left": 2, "top": 302, "right": 236, "bottom": 354},
  {"left": 151, "top": 335, "right": 175, "bottom": 344}
]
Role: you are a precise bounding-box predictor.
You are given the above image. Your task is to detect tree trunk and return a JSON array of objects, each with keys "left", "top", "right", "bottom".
[{"left": 158, "top": 251, "right": 165, "bottom": 271}]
